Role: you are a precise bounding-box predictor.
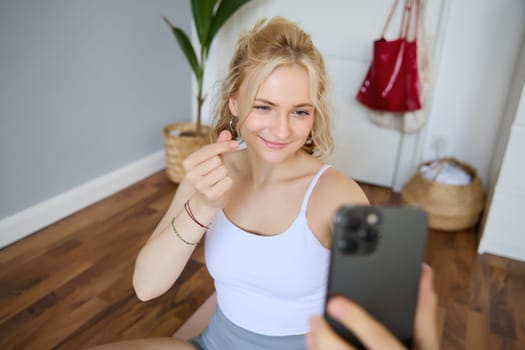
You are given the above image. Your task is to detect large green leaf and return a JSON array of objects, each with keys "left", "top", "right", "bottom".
[
  {"left": 191, "top": 0, "right": 216, "bottom": 47},
  {"left": 207, "top": 0, "right": 252, "bottom": 51},
  {"left": 163, "top": 17, "right": 201, "bottom": 82}
]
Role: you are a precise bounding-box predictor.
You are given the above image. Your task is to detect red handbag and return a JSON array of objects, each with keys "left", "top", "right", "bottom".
[{"left": 356, "top": 0, "right": 422, "bottom": 112}]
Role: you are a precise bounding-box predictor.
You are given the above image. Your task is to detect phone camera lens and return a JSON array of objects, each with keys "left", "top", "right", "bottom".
[
  {"left": 336, "top": 238, "right": 359, "bottom": 254},
  {"left": 365, "top": 227, "right": 379, "bottom": 243},
  {"left": 345, "top": 214, "right": 362, "bottom": 230}
]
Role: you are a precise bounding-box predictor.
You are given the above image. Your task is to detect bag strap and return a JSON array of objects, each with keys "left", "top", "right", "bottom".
[
  {"left": 381, "top": 0, "right": 401, "bottom": 38},
  {"left": 402, "top": 0, "right": 420, "bottom": 41},
  {"left": 381, "top": 0, "right": 420, "bottom": 41}
]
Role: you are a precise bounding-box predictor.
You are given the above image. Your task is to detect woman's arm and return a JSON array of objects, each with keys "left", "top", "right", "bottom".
[
  {"left": 132, "top": 131, "right": 238, "bottom": 301},
  {"left": 132, "top": 178, "right": 216, "bottom": 301}
]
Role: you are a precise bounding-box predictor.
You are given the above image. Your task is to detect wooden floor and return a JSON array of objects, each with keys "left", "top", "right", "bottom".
[{"left": 0, "top": 170, "right": 524, "bottom": 349}]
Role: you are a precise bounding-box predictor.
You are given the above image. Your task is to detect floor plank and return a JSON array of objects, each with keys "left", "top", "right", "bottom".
[{"left": 0, "top": 171, "right": 524, "bottom": 349}]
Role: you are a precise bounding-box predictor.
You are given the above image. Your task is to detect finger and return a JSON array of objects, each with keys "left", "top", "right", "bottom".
[
  {"left": 183, "top": 140, "right": 237, "bottom": 170},
  {"left": 200, "top": 130, "right": 237, "bottom": 160},
  {"left": 217, "top": 129, "right": 233, "bottom": 142},
  {"left": 414, "top": 264, "right": 439, "bottom": 350},
  {"left": 417, "top": 264, "right": 436, "bottom": 307},
  {"left": 306, "top": 316, "right": 355, "bottom": 350},
  {"left": 193, "top": 165, "right": 229, "bottom": 195},
  {"left": 204, "top": 165, "right": 228, "bottom": 187},
  {"left": 327, "top": 297, "right": 406, "bottom": 350},
  {"left": 216, "top": 129, "right": 238, "bottom": 161},
  {"left": 205, "top": 176, "right": 233, "bottom": 201},
  {"left": 187, "top": 155, "right": 222, "bottom": 178}
]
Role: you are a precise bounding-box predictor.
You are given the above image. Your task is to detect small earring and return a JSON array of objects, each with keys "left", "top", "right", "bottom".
[
  {"left": 229, "top": 118, "right": 236, "bottom": 133},
  {"left": 305, "top": 136, "right": 313, "bottom": 145},
  {"left": 229, "top": 117, "right": 245, "bottom": 144}
]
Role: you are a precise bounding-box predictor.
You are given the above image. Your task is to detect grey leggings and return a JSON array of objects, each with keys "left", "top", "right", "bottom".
[{"left": 189, "top": 307, "right": 306, "bottom": 350}]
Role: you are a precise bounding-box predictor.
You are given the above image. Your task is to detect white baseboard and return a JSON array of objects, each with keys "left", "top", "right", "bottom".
[
  {"left": 478, "top": 240, "right": 525, "bottom": 263},
  {"left": 0, "top": 150, "right": 165, "bottom": 250}
]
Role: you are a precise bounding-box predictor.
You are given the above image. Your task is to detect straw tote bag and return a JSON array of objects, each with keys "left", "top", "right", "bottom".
[{"left": 356, "top": 0, "right": 422, "bottom": 112}]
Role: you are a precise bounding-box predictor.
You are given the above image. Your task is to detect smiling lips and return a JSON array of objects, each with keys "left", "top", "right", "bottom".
[{"left": 260, "top": 136, "right": 288, "bottom": 149}]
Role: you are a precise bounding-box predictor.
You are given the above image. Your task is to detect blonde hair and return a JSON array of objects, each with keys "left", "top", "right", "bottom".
[{"left": 211, "top": 17, "right": 334, "bottom": 158}]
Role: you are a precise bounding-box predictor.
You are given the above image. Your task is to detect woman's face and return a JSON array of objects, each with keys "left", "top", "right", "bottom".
[{"left": 229, "top": 64, "right": 314, "bottom": 164}]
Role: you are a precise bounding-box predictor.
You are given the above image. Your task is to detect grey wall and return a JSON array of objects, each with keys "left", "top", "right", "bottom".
[{"left": 0, "top": 1, "right": 191, "bottom": 218}]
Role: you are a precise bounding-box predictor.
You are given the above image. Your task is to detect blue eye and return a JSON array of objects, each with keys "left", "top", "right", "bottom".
[{"left": 294, "top": 110, "right": 310, "bottom": 117}]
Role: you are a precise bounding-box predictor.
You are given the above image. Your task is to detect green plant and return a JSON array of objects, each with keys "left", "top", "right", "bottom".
[{"left": 163, "top": 0, "right": 252, "bottom": 136}]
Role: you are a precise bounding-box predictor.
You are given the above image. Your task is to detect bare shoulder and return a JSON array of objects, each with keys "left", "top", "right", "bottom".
[
  {"left": 315, "top": 167, "right": 369, "bottom": 207},
  {"left": 307, "top": 166, "right": 369, "bottom": 248}
]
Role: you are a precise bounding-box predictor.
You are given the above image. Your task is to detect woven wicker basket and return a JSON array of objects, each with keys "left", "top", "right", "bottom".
[
  {"left": 401, "top": 158, "right": 484, "bottom": 231},
  {"left": 163, "top": 122, "right": 211, "bottom": 183}
]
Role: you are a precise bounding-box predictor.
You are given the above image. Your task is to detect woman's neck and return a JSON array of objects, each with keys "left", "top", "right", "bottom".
[{"left": 242, "top": 149, "right": 310, "bottom": 188}]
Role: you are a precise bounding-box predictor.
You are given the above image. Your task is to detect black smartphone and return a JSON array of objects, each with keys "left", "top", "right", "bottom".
[{"left": 325, "top": 205, "right": 428, "bottom": 349}]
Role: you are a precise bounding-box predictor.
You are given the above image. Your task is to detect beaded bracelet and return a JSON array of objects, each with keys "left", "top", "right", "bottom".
[
  {"left": 171, "top": 217, "right": 199, "bottom": 246},
  {"left": 184, "top": 200, "right": 211, "bottom": 229}
]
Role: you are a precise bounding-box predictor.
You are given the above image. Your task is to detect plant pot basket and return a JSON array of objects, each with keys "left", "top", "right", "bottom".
[
  {"left": 163, "top": 122, "right": 211, "bottom": 183},
  {"left": 400, "top": 158, "right": 484, "bottom": 231}
]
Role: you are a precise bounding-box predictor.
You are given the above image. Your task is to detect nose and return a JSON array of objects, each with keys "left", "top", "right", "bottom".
[{"left": 273, "top": 112, "right": 291, "bottom": 139}]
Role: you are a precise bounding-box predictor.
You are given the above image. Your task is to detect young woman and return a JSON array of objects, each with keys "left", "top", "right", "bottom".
[{"left": 88, "top": 17, "right": 438, "bottom": 350}]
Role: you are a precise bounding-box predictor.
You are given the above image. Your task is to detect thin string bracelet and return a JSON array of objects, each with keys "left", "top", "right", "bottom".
[
  {"left": 171, "top": 217, "right": 199, "bottom": 246},
  {"left": 184, "top": 200, "right": 211, "bottom": 229}
]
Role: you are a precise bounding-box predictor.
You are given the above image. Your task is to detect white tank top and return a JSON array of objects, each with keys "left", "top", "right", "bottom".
[{"left": 204, "top": 164, "right": 331, "bottom": 336}]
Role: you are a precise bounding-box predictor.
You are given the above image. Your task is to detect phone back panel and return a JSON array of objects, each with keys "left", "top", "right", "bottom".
[{"left": 326, "top": 205, "right": 428, "bottom": 348}]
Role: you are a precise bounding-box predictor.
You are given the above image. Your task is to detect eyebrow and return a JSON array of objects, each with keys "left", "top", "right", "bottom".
[{"left": 254, "top": 98, "right": 313, "bottom": 108}]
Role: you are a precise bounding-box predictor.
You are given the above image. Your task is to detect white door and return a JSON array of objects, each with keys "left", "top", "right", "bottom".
[{"left": 202, "top": 0, "right": 447, "bottom": 188}]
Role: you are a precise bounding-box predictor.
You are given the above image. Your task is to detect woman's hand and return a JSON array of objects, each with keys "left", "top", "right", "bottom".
[
  {"left": 182, "top": 130, "right": 239, "bottom": 208},
  {"left": 306, "top": 264, "right": 439, "bottom": 350}
]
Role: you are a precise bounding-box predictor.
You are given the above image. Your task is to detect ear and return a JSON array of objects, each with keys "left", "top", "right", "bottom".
[{"left": 229, "top": 96, "right": 239, "bottom": 117}]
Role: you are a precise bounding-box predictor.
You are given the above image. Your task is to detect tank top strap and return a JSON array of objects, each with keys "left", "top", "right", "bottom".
[{"left": 300, "top": 164, "right": 332, "bottom": 212}]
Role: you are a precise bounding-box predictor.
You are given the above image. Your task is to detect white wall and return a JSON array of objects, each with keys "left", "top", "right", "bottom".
[
  {"left": 405, "top": 0, "right": 525, "bottom": 261},
  {"left": 206, "top": 0, "right": 525, "bottom": 192},
  {"left": 478, "top": 36, "right": 525, "bottom": 262},
  {"left": 203, "top": 0, "right": 448, "bottom": 190},
  {"left": 420, "top": 0, "right": 525, "bottom": 188},
  {"left": 0, "top": 0, "right": 192, "bottom": 248}
]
